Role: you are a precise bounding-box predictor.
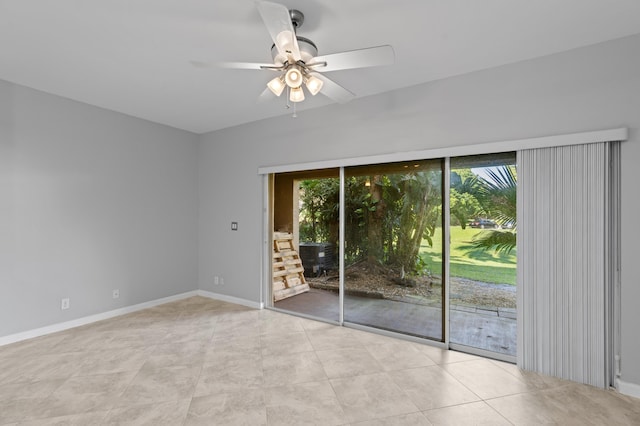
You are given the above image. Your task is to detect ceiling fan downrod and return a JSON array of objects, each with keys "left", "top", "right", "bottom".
[{"left": 289, "top": 9, "right": 304, "bottom": 31}]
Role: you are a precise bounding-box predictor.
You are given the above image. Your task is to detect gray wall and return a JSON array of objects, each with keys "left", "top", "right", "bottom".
[
  {"left": 198, "top": 35, "right": 640, "bottom": 387},
  {"left": 1, "top": 32, "right": 638, "bottom": 390},
  {"left": 0, "top": 81, "right": 199, "bottom": 336}
]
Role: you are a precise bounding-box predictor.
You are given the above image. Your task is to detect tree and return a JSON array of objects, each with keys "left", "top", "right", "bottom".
[
  {"left": 391, "top": 171, "right": 441, "bottom": 273},
  {"left": 450, "top": 171, "right": 483, "bottom": 229},
  {"left": 299, "top": 178, "right": 340, "bottom": 245},
  {"left": 297, "top": 167, "right": 443, "bottom": 276},
  {"left": 450, "top": 188, "right": 481, "bottom": 229},
  {"left": 471, "top": 165, "right": 517, "bottom": 253},
  {"left": 366, "top": 175, "right": 385, "bottom": 264},
  {"left": 451, "top": 170, "right": 480, "bottom": 195}
]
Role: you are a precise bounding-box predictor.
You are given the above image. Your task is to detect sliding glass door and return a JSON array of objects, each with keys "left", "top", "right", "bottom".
[
  {"left": 269, "top": 152, "right": 517, "bottom": 356},
  {"left": 271, "top": 169, "right": 341, "bottom": 323},
  {"left": 342, "top": 160, "right": 444, "bottom": 340},
  {"left": 448, "top": 153, "right": 517, "bottom": 356}
]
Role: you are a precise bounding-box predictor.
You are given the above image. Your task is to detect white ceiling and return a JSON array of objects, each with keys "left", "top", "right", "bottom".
[{"left": 2, "top": 1, "right": 640, "bottom": 134}]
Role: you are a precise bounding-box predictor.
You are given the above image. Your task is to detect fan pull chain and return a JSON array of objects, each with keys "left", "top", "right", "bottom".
[{"left": 284, "top": 86, "right": 297, "bottom": 118}]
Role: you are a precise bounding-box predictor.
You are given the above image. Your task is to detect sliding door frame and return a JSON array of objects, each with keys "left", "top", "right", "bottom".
[
  {"left": 260, "top": 128, "right": 626, "bottom": 367},
  {"left": 339, "top": 167, "right": 345, "bottom": 324},
  {"left": 443, "top": 157, "right": 451, "bottom": 345}
]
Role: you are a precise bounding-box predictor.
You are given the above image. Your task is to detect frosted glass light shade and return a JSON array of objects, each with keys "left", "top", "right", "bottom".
[
  {"left": 305, "top": 75, "right": 323, "bottom": 95},
  {"left": 267, "top": 76, "right": 286, "bottom": 96},
  {"left": 285, "top": 67, "right": 303, "bottom": 88},
  {"left": 289, "top": 86, "right": 305, "bottom": 102},
  {"left": 276, "top": 30, "right": 295, "bottom": 58}
]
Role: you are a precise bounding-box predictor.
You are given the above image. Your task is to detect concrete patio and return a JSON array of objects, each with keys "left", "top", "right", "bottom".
[{"left": 275, "top": 288, "right": 516, "bottom": 357}]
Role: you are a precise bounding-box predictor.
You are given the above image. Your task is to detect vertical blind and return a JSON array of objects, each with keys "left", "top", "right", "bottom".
[{"left": 518, "top": 142, "right": 616, "bottom": 388}]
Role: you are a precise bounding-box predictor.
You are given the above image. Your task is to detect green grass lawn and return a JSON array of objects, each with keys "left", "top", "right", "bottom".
[{"left": 420, "top": 226, "right": 517, "bottom": 285}]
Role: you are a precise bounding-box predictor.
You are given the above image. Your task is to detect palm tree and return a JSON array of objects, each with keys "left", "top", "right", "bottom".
[{"left": 471, "top": 165, "right": 517, "bottom": 253}]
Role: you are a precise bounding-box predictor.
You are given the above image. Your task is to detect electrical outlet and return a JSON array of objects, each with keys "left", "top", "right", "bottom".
[
  {"left": 61, "top": 298, "right": 70, "bottom": 310},
  {"left": 112, "top": 289, "right": 120, "bottom": 299},
  {"left": 220, "top": 277, "right": 224, "bottom": 286},
  {"left": 231, "top": 222, "right": 238, "bottom": 231},
  {"left": 214, "top": 276, "right": 219, "bottom": 285}
]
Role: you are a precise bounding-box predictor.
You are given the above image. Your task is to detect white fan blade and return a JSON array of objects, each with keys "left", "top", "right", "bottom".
[
  {"left": 257, "top": 87, "right": 275, "bottom": 103},
  {"left": 312, "top": 73, "right": 355, "bottom": 104},
  {"left": 308, "top": 45, "right": 395, "bottom": 72},
  {"left": 219, "top": 61, "right": 283, "bottom": 70},
  {"left": 256, "top": 1, "right": 301, "bottom": 62}
]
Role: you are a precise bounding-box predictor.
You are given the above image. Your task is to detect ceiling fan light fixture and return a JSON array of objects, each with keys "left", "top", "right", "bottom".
[
  {"left": 289, "top": 86, "right": 305, "bottom": 102},
  {"left": 267, "top": 76, "right": 286, "bottom": 96},
  {"left": 305, "top": 74, "right": 323, "bottom": 95},
  {"left": 228, "top": 2, "right": 395, "bottom": 107},
  {"left": 284, "top": 66, "right": 303, "bottom": 88}
]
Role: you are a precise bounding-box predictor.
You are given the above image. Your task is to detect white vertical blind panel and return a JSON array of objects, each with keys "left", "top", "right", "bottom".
[
  {"left": 519, "top": 143, "right": 608, "bottom": 387},
  {"left": 608, "top": 142, "right": 621, "bottom": 387}
]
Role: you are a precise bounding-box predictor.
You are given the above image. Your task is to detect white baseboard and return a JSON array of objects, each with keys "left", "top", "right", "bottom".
[
  {"left": 0, "top": 290, "right": 263, "bottom": 348},
  {"left": 0, "top": 290, "right": 199, "bottom": 347},
  {"left": 617, "top": 378, "right": 640, "bottom": 399},
  {"left": 197, "top": 289, "right": 264, "bottom": 310}
]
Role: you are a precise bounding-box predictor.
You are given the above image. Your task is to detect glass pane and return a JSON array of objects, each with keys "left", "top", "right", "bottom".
[
  {"left": 272, "top": 169, "right": 340, "bottom": 322},
  {"left": 448, "top": 153, "right": 517, "bottom": 356},
  {"left": 343, "top": 159, "right": 444, "bottom": 340}
]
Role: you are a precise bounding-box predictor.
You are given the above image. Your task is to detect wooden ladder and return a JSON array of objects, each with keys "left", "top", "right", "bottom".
[{"left": 272, "top": 232, "right": 309, "bottom": 301}]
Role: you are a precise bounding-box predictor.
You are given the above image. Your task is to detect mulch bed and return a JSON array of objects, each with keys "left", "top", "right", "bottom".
[{"left": 307, "top": 262, "right": 516, "bottom": 309}]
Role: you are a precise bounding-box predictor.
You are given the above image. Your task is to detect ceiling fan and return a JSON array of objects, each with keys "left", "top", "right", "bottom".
[{"left": 222, "top": 1, "right": 395, "bottom": 106}]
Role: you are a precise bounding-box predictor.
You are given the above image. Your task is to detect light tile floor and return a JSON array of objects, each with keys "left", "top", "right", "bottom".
[{"left": 0, "top": 296, "right": 638, "bottom": 425}]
